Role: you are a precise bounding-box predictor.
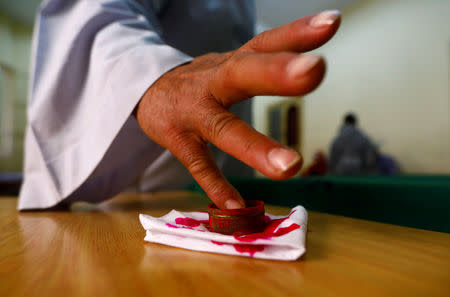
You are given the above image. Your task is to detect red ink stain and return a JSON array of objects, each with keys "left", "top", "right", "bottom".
[
  {"left": 234, "top": 210, "right": 300, "bottom": 242},
  {"left": 167, "top": 222, "right": 207, "bottom": 232},
  {"left": 166, "top": 223, "right": 179, "bottom": 229},
  {"left": 233, "top": 244, "right": 265, "bottom": 257},
  {"left": 174, "top": 217, "right": 209, "bottom": 228},
  {"left": 212, "top": 240, "right": 264, "bottom": 257},
  {"left": 175, "top": 217, "right": 200, "bottom": 227},
  {"left": 168, "top": 210, "right": 299, "bottom": 257},
  {"left": 211, "top": 240, "right": 225, "bottom": 245}
]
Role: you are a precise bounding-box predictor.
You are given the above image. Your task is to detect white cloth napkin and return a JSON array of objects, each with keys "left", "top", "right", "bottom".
[{"left": 139, "top": 205, "right": 308, "bottom": 261}]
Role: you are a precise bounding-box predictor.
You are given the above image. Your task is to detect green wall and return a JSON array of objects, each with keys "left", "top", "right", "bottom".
[{"left": 0, "top": 13, "right": 32, "bottom": 172}]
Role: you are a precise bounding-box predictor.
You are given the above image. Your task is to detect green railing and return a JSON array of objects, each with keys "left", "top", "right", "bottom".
[{"left": 187, "top": 175, "right": 450, "bottom": 233}]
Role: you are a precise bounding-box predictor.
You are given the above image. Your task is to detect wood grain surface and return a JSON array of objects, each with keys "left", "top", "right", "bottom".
[{"left": 1, "top": 192, "right": 449, "bottom": 297}]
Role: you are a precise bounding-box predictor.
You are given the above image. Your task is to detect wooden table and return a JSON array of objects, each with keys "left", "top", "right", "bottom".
[{"left": 1, "top": 192, "right": 449, "bottom": 297}]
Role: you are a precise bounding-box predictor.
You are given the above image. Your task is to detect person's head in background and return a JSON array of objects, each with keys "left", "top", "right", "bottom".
[{"left": 344, "top": 112, "right": 357, "bottom": 126}]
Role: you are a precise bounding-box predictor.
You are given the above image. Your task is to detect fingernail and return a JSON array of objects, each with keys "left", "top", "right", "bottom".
[
  {"left": 267, "top": 148, "right": 301, "bottom": 172},
  {"left": 286, "top": 55, "right": 321, "bottom": 79},
  {"left": 225, "top": 199, "right": 244, "bottom": 209},
  {"left": 310, "top": 10, "right": 340, "bottom": 27}
]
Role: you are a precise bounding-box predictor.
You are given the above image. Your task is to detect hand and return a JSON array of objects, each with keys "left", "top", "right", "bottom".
[{"left": 135, "top": 10, "right": 341, "bottom": 209}]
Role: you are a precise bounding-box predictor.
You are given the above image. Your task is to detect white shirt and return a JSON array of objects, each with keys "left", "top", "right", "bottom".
[{"left": 19, "top": 0, "right": 255, "bottom": 210}]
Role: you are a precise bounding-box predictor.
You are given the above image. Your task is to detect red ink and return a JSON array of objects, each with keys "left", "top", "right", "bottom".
[
  {"left": 174, "top": 217, "right": 209, "bottom": 228},
  {"left": 211, "top": 240, "right": 225, "bottom": 245},
  {"left": 175, "top": 217, "right": 200, "bottom": 227},
  {"left": 211, "top": 240, "right": 265, "bottom": 257},
  {"left": 234, "top": 210, "right": 300, "bottom": 242},
  {"left": 272, "top": 223, "right": 300, "bottom": 236},
  {"left": 233, "top": 244, "right": 265, "bottom": 257},
  {"left": 166, "top": 222, "right": 205, "bottom": 231},
  {"left": 166, "top": 223, "right": 179, "bottom": 229}
]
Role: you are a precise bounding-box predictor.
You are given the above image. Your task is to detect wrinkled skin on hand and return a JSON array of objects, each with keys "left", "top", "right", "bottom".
[{"left": 136, "top": 11, "right": 341, "bottom": 209}]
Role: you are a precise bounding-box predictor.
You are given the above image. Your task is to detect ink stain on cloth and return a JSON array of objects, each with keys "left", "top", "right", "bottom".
[{"left": 167, "top": 210, "right": 300, "bottom": 257}]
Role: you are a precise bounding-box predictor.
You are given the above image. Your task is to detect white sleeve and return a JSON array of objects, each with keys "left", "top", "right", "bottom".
[{"left": 18, "top": 0, "right": 192, "bottom": 210}]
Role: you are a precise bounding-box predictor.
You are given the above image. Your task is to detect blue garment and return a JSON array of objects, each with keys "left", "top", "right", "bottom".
[
  {"left": 19, "top": 0, "right": 255, "bottom": 209},
  {"left": 377, "top": 154, "right": 400, "bottom": 175}
]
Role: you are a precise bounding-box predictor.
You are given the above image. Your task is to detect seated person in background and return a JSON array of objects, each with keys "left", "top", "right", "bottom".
[
  {"left": 302, "top": 150, "right": 327, "bottom": 177},
  {"left": 328, "top": 113, "right": 378, "bottom": 175}
]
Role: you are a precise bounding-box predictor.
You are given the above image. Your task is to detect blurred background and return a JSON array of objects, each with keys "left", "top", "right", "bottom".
[{"left": 0, "top": 0, "right": 449, "bottom": 187}]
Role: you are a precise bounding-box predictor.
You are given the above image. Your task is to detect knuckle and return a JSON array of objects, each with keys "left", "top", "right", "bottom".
[
  {"left": 216, "top": 60, "right": 235, "bottom": 91},
  {"left": 165, "top": 130, "right": 205, "bottom": 163},
  {"left": 241, "top": 134, "right": 260, "bottom": 156},
  {"left": 228, "top": 51, "right": 248, "bottom": 66},
  {"left": 204, "top": 111, "right": 239, "bottom": 140},
  {"left": 184, "top": 151, "right": 232, "bottom": 200},
  {"left": 164, "top": 125, "right": 187, "bottom": 147},
  {"left": 211, "top": 51, "right": 249, "bottom": 103},
  {"left": 247, "top": 31, "right": 269, "bottom": 52},
  {"left": 187, "top": 156, "right": 211, "bottom": 179},
  {"left": 202, "top": 52, "right": 230, "bottom": 65},
  {"left": 206, "top": 183, "right": 233, "bottom": 201},
  {"left": 219, "top": 52, "right": 246, "bottom": 81}
]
